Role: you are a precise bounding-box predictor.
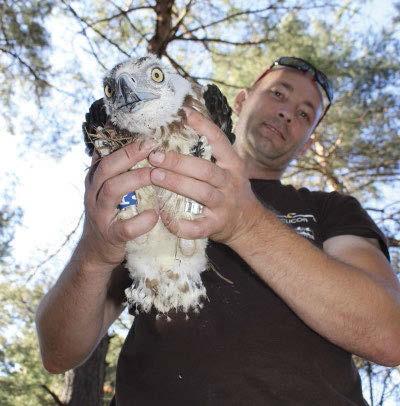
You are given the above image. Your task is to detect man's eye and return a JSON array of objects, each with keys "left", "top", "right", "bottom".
[
  {"left": 274, "top": 91, "right": 282, "bottom": 97},
  {"left": 299, "top": 111, "right": 309, "bottom": 120}
]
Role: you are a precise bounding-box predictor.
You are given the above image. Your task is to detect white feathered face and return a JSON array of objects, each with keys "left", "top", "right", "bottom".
[{"left": 103, "top": 55, "right": 194, "bottom": 135}]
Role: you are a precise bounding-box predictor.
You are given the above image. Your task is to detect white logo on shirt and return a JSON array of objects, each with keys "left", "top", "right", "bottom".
[
  {"left": 277, "top": 212, "right": 316, "bottom": 224},
  {"left": 294, "top": 226, "right": 315, "bottom": 240},
  {"left": 277, "top": 213, "right": 316, "bottom": 240}
]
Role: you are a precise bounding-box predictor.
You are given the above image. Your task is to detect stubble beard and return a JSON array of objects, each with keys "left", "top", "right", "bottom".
[
  {"left": 235, "top": 116, "right": 297, "bottom": 174},
  {"left": 248, "top": 124, "right": 293, "bottom": 167}
]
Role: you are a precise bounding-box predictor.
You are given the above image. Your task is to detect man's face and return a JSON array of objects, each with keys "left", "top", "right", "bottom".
[{"left": 234, "top": 67, "right": 324, "bottom": 171}]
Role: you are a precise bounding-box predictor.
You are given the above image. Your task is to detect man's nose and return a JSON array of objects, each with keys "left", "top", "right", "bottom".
[{"left": 278, "top": 110, "right": 292, "bottom": 124}]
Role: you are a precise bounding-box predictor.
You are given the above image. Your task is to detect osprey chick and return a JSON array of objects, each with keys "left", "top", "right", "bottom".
[{"left": 83, "top": 55, "right": 233, "bottom": 317}]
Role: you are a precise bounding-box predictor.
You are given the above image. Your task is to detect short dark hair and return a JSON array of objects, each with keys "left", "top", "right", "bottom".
[{"left": 248, "top": 56, "right": 333, "bottom": 127}]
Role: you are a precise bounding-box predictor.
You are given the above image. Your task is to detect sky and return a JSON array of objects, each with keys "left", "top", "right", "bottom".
[
  {"left": 1, "top": 0, "right": 396, "bottom": 261},
  {"left": 1, "top": 0, "right": 396, "bottom": 274},
  {"left": 0, "top": 0, "right": 399, "bottom": 403}
]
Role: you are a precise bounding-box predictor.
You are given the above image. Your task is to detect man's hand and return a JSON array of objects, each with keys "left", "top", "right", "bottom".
[
  {"left": 82, "top": 140, "right": 159, "bottom": 268},
  {"left": 36, "top": 140, "right": 159, "bottom": 374},
  {"left": 148, "top": 108, "right": 262, "bottom": 246}
]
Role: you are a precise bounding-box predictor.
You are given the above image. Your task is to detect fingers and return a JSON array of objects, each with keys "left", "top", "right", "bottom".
[
  {"left": 81, "top": 141, "right": 161, "bottom": 267},
  {"left": 96, "top": 166, "right": 152, "bottom": 211},
  {"left": 87, "top": 139, "right": 156, "bottom": 195},
  {"left": 86, "top": 150, "right": 101, "bottom": 187},
  {"left": 160, "top": 209, "right": 212, "bottom": 240},
  {"left": 109, "top": 209, "right": 159, "bottom": 244},
  {"left": 148, "top": 150, "right": 227, "bottom": 189},
  {"left": 151, "top": 167, "right": 223, "bottom": 208},
  {"left": 91, "top": 149, "right": 100, "bottom": 164},
  {"left": 182, "top": 107, "right": 239, "bottom": 166}
]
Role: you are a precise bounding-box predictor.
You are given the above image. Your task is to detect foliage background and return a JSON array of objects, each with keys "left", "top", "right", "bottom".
[{"left": 0, "top": 0, "right": 399, "bottom": 404}]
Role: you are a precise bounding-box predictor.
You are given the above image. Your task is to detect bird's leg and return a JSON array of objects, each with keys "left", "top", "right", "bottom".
[{"left": 178, "top": 136, "right": 212, "bottom": 256}]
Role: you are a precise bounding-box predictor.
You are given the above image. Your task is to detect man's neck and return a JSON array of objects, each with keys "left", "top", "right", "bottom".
[
  {"left": 234, "top": 144, "right": 285, "bottom": 181},
  {"left": 245, "top": 159, "right": 284, "bottom": 180}
]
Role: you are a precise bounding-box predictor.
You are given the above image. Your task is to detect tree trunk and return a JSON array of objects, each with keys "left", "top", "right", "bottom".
[
  {"left": 148, "top": 0, "right": 174, "bottom": 56},
  {"left": 61, "top": 334, "right": 110, "bottom": 406}
]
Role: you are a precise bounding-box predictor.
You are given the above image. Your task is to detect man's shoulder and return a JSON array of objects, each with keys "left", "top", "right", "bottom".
[
  {"left": 250, "top": 179, "right": 363, "bottom": 214},
  {"left": 271, "top": 182, "right": 366, "bottom": 219},
  {"left": 287, "top": 184, "right": 356, "bottom": 207}
]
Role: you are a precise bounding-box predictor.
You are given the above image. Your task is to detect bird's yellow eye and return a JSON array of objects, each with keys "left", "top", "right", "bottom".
[
  {"left": 104, "top": 84, "right": 114, "bottom": 98},
  {"left": 151, "top": 68, "right": 164, "bottom": 83}
]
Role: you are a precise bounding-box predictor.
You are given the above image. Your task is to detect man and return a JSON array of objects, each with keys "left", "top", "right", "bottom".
[{"left": 36, "top": 57, "right": 400, "bottom": 405}]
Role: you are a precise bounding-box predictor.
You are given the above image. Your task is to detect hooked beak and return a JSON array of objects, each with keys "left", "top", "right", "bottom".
[{"left": 116, "top": 73, "right": 159, "bottom": 109}]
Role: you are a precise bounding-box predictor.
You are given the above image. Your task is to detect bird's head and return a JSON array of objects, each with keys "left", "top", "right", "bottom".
[{"left": 103, "top": 55, "right": 195, "bottom": 135}]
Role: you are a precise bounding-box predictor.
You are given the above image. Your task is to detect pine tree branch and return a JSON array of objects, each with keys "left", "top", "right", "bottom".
[
  {"left": 191, "top": 76, "right": 243, "bottom": 89},
  {"left": 61, "top": 0, "right": 131, "bottom": 57},
  {"left": 366, "top": 361, "right": 375, "bottom": 406},
  {"left": 164, "top": 52, "right": 192, "bottom": 78},
  {"left": 116, "top": 315, "right": 131, "bottom": 330},
  {"left": 169, "top": 0, "right": 194, "bottom": 40},
  {"left": 88, "top": 5, "right": 152, "bottom": 25},
  {"left": 165, "top": 53, "right": 242, "bottom": 88},
  {"left": 25, "top": 211, "right": 84, "bottom": 283},
  {"left": 169, "top": 12, "right": 218, "bottom": 57},
  {"left": 173, "top": 36, "right": 269, "bottom": 46},
  {"left": 174, "top": 3, "right": 342, "bottom": 39},
  {"left": 0, "top": 47, "right": 45, "bottom": 83},
  {"left": 294, "top": 160, "right": 348, "bottom": 192},
  {"left": 0, "top": 47, "right": 75, "bottom": 97},
  {"left": 81, "top": 28, "right": 108, "bottom": 70},
  {"left": 378, "top": 368, "right": 393, "bottom": 405},
  {"left": 174, "top": 6, "right": 277, "bottom": 38},
  {"left": 365, "top": 201, "right": 400, "bottom": 212},
  {"left": 388, "top": 237, "right": 400, "bottom": 248},
  {"left": 108, "top": 0, "right": 149, "bottom": 45},
  {"left": 41, "top": 384, "right": 65, "bottom": 406}
]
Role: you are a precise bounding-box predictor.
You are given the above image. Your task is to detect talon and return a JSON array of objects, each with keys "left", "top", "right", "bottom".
[{"left": 190, "top": 139, "right": 205, "bottom": 157}]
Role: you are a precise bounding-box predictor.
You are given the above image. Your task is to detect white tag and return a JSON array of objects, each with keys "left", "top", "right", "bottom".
[{"left": 185, "top": 199, "right": 203, "bottom": 215}]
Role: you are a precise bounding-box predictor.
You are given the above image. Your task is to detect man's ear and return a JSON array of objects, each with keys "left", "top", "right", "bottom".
[
  {"left": 233, "top": 89, "right": 248, "bottom": 115},
  {"left": 298, "top": 137, "right": 314, "bottom": 156}
]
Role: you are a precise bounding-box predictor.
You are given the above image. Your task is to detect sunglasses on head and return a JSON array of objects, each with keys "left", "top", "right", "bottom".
[{"left": 271, "top": 57, "right": 333, "bottom": 104}]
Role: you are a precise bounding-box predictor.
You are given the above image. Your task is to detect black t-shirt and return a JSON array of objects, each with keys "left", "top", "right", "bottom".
[{"left": 111, "top": 180, "right": 390, "bottom": 406}]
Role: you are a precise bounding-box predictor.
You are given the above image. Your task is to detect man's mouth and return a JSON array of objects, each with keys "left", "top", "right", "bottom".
[{"left": 262, "top": 122, "right": 286, "bottom": 141}]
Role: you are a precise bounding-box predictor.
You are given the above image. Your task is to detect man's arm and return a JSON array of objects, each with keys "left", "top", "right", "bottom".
[
  {"left": 35, "top": 141, "right": 158, "bottom": 374},
  {"left": 228, "top": 208, "right": 400, "bottom": 367},
  {"left": 148, "top": 108, "right": 400, "bottom": 367},
  {"left": 35, "top": 246, "right": 124, "bottom": 373}
]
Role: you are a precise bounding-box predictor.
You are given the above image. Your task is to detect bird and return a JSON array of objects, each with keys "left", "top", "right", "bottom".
[{"left": 82, "top": 54, "right": 234, "bottom": 318}]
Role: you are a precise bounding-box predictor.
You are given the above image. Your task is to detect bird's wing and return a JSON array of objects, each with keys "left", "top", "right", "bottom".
[
  {"left": 82, "top": 98, "right": 108, "bottom": 156},
  {"left": 203, "top": 84, "right": 235, "bottom": 145}
]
